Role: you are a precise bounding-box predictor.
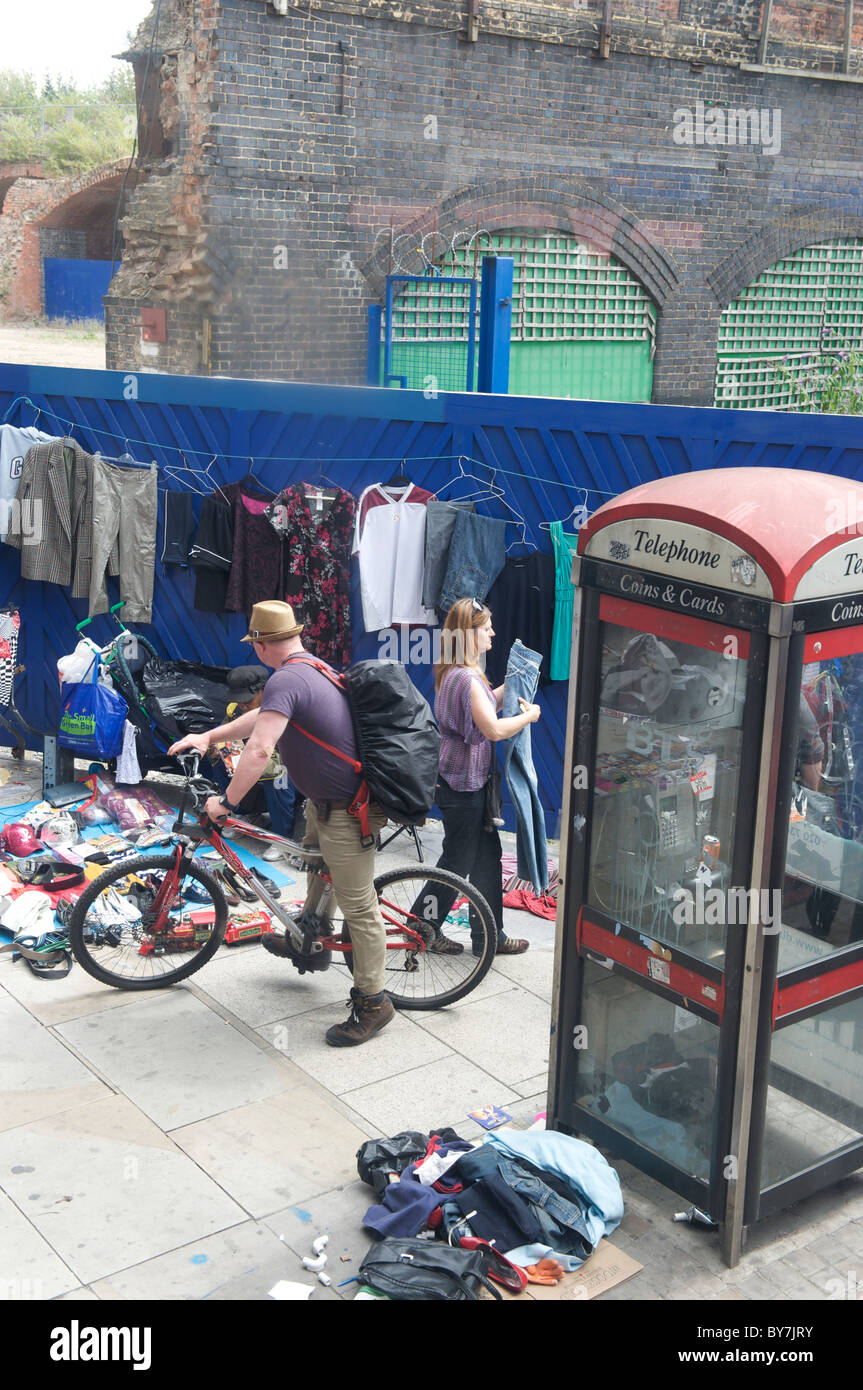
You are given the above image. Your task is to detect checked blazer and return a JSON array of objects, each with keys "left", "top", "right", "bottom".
[{"left": 6, "top": 438, "right": 117, "bottom": 597}]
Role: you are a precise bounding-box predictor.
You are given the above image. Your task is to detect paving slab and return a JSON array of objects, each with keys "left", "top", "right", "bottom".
[
  {"left": 0, "top": 1190, "right": 80, "bottom": 1300},
  {"left": 511, "top": 1070, "right": 553, "bottom": 1099},
  {"left": 489, "top": 947, "right": 558, "bottom": 1002},
  {"left": 89, "top": 1220, "right": 340, "bottom": 1302},
  {"left": 0, "top": 954, "right": 147, "bottom": 1026},
  {"left": 262, "top": 1177, "right": 376, "bottom": 1280},
  {"left": 0, "top": 992, "right": 112, "bottom": 1132},
  {"left": 56, "top": 989, "right": 291, "bottom": 1129},
  {"left": 192, "top": 943, "right": 350, "bottom": 1026},
  {"left": 168, "top": 1087, "right": 372, "bottom": 1218},
  {"left": 339, "top": 1054, "right": 520, "bottom": 1133},
  {"left": 0, "top": 1094, "right": 246, "bottom": 1285},
  {"left": 256, "top": 1001, "right": 452, "bottom": 1095},
  {"left": 410, "top": 986, "right": 552, "bottom": 1089}
]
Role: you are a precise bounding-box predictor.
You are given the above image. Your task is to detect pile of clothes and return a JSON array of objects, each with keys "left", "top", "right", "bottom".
[{"left": 358, "top": 1125, "right": 623, "bottom": 1274}]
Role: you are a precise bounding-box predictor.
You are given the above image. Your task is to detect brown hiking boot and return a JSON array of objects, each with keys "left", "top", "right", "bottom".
[{"left": 325, "top": 988, "right": 395, "bottom": 1047}]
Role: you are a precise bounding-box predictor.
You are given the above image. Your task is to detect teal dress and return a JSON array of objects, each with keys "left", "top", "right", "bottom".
[{"left": 550, "top": 520, "right": 580, "bottom": 681}]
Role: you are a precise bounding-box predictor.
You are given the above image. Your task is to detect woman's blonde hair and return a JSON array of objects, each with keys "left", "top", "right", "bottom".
[{"left": 434, "top": 597, "right": 492, "bottom": 690}]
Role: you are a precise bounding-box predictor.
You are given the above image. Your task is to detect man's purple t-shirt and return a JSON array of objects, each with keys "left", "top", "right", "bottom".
[{"left": 260, "top": 656, "right": 360, "bottom": 803}]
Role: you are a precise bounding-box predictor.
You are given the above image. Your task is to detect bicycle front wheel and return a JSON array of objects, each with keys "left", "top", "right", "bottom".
[
  {"left": 338, "top": 865, "right": 496, "bottom": 1010},
  {"left": 68, "top": 853, "right": 228, "bottom": 990}
]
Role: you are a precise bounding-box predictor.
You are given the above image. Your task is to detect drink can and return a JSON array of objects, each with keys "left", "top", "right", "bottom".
[{"left": 702, "top": 835, "right": 720, "bottom": 862}]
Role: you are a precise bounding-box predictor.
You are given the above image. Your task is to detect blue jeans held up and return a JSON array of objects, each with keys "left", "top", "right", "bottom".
[
  {"left": 501, "top": 639, "right": 548, "bottom": 894},
  {"left": 436, "top": 510, "right": 508, "bottom": 616}
]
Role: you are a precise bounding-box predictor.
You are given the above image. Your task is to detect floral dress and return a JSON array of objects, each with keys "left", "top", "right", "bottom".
[{"left": 265, "top": 485, "right": 357, "bottom": 668}]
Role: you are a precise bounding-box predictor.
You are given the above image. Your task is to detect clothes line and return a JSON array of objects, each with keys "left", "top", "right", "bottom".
[{"left": 1, "top": 396, "right": 619, "bottom": 501}]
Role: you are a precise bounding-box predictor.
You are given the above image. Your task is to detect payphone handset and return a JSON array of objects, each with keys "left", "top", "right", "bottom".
[{"left": 647, "top": 780, "right": 698, "bottom": 857}]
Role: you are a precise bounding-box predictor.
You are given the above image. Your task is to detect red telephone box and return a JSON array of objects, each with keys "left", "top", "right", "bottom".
[{"left": 549, "top": 468, "right": 863, "bottom": 1265}]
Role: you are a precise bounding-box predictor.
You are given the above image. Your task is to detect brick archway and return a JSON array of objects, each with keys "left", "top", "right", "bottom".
[
  {"left": 360, "top": 175, "right": 681, "bottom": 308},
  {"left": 1, "top": 159, "right": 134, "bottom": 317},
  {"left": 708, "top": 211, "right": 863, "bottom": 308}
]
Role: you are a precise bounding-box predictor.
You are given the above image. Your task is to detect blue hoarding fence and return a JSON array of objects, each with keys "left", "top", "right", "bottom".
[{"left": 2, "top": 360, "right": 863, "bottom": 836}]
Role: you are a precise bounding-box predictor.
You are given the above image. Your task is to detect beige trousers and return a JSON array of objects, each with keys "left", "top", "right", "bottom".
[{"left": 304, "top": 800, "right": 388, "bottom": 996}]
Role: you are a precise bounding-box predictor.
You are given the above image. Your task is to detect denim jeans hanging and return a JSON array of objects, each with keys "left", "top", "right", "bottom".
[
  {"left": 502, "top": 639, "right": 548, "bottom": 894},
  {"left": 436, "top": 510, "right": 508, "bottom": 616}
]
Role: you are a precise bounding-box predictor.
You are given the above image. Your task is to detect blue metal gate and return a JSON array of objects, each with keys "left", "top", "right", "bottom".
[{"left": 43, "top": 258, "right": 119, "bottom": 322}]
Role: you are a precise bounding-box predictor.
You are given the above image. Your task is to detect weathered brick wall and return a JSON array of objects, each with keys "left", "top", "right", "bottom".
[{"left": 105, "top": 0, "right": 863, "bottom": 404}]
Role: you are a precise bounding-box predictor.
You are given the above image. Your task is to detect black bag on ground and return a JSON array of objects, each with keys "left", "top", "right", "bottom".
[
  {"left": 358, "top": 1238, "right": 501, "bottom": 1301},
  {"left": 356, "top": 1132, "right": 429, "bottom": 1198}
]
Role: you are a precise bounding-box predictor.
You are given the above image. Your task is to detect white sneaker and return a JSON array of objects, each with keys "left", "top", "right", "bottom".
[{"left": 261, "top": 843, "right": 285, "bottom": 861}]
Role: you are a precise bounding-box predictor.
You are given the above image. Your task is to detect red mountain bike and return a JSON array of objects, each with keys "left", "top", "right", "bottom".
[{"left": 67, "top": 754, "right": 497, "bottom": 1010}]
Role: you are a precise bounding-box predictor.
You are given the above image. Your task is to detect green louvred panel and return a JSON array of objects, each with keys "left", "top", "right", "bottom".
[
  {"left": 384, "top": 230, "right": 655, "bottom": 401},
  {"left": 715, "top": 238, "right": 863, "bottom": 410}
]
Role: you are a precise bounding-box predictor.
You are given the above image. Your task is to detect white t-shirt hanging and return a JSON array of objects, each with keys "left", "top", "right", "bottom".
[
  {"left": 352, "top": 482, "right": 437, "bottom": 630},
  {"left": 0, "top": 425, "right": 54, "bottom": 542}
]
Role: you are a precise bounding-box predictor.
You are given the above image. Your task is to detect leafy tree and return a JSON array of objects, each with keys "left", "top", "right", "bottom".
[
  {"left": 0, "top": 67, "right": 136, "bottom": 175},
  {"left": 773, "top": 328, "right": 863, "bottom": 415}
]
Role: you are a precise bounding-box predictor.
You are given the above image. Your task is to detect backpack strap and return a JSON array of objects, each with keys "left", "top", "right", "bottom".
[{"left": 279, "top": 655, "right": 376, "bottom": 849}]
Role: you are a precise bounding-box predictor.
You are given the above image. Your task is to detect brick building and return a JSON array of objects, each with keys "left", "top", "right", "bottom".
[{"left": 106, "top": 0, "right": 863, "bottom": 406}]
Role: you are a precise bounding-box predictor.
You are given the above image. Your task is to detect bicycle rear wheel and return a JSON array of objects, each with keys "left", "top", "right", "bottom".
[
  {"left": 338, "top": 865, "right": 496, "bottom": 1010},
  {"left": 67, "top": 853, "right": 228, "bottom": 990}
]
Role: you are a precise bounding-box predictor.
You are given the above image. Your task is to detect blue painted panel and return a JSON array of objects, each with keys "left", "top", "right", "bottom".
[
  {"left": 43, "top": 259, "right": 120, "bottom": 323},
  {"left": 4, "top": 363, "right": 863, "bottom": 835}
]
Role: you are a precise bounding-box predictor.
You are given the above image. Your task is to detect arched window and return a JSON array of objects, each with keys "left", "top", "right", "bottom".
[
  {"left": 387, "top": 229, "right": 655, "bottom": 400},
  {"left": 715, "top": 238, "right": 863, "bottom": 409}
]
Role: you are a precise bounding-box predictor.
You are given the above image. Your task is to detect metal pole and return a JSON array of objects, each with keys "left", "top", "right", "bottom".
[
  {"left": 844, "top": 0, "right": 854, "bottom": 74},
  {"left": 721, "top": 606, "right": 791, "bottom": 1267},
  {"left": 757, "top": 0, "right": 774, "bottom": 66}
]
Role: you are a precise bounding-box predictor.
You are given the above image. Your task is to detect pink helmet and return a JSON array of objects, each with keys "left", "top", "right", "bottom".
[{"left": 0, "top": 822, "right": 44, "bottom": 857}]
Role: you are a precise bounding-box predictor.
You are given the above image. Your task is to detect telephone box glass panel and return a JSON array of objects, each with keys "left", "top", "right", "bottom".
[
  {"left": 575, "top": 959, "right": 718, "bottom": 1181},
  {"left": 781, "top": 649, "right": 863, "bottom": 966},
  {"left": 587, "top": 614, "right": 750, "bottom": 967},
  {"left": 760, "top": 992, "right": 863, "bottom": 1188}
]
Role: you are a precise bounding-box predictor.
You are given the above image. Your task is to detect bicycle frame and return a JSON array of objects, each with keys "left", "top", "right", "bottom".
[{"left": 167, "top": 765, "right": 429, "bottom": 963}]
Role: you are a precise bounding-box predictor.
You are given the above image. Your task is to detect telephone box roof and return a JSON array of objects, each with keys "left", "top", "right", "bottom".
[{"left": 579, "top": 467, "right": 863, "bottom": 603}]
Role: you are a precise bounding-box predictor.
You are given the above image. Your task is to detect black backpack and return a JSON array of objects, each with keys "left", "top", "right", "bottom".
[{"left": 282, "top": 655, "right": 440, "bottom": 843}]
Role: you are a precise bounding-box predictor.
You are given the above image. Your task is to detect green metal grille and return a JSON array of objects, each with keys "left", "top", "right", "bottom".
[
  {"left": 385, "top": 230, "right": 655, "bottom": 401},
  {"left": 715, "top": 238, "right": 863, "bottom": 410}
]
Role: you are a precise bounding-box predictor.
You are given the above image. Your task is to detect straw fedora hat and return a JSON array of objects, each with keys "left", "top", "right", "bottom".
[{"left": 241, "top": 601, "right": 304, "bottom": 643}]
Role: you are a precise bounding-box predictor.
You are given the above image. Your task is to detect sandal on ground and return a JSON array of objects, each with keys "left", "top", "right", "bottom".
[
  {"left": 496, "top": 936, "right": 529, "bottom": 955},
  {"left": 215, "top": 865, "right": 257, "bottom": 904},
  {"left": 429, "top": 933, "right": 464, "bottom": 955}
]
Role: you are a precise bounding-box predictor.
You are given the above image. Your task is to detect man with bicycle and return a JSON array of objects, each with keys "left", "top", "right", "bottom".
[{"left": 168, "top": 600, "right": 394, "bottom": 1047}]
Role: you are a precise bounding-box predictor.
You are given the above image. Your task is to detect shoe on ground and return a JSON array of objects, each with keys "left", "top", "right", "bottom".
[
  {"left": 261, "top": 842, "right": 286, "bottom": 861},
  {"left": 497, "top": 936, "right": 529, "bottom": 955},
  {"left": 325, "top": 988, "right": 395, "bottom": 1047}
]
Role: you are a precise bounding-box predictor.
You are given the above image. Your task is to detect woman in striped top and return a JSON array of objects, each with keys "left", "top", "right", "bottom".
[{"left": 430, "top": 597, "right": 541, "bottom": 956}]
